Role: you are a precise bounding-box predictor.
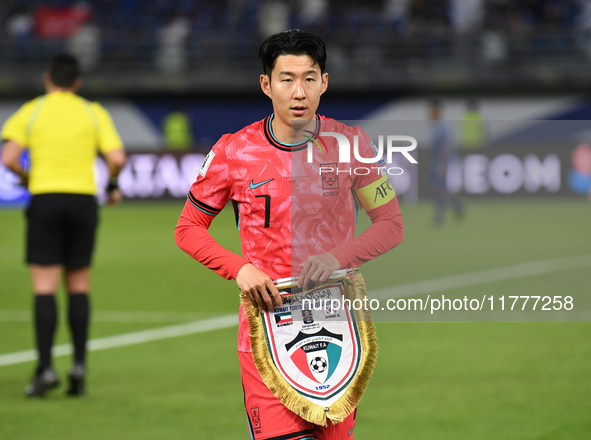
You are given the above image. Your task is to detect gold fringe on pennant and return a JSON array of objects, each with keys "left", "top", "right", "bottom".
[{"left": 241, "top": 269, "right": 378, "bottom": 427}]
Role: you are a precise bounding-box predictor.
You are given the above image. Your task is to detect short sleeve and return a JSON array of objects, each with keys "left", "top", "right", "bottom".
[
  {"left": 91, "top": 102, "right": 124, "bottom": 153},
  {"left": 1, "top": 99, "right": 38, "bottom": 147}
]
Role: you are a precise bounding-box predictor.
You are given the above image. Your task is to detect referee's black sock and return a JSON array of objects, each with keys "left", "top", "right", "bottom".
[
  {"left": 34, "top": 295, "right": 57, "bottom": 374},
  {"left": 68, "top": 293, "right": 89, "bottom": 366}
]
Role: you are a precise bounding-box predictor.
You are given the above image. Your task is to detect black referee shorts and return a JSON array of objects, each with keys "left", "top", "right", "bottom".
[{"left": 26, "top": 193, "right": 98, "bottom": 268}]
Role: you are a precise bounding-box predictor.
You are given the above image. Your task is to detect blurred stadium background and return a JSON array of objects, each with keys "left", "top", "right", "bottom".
[{"left": 1, "top": 1, "right": 590, "bottom": 439}]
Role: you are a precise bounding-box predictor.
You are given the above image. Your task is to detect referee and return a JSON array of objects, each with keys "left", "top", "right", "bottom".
[{"left": 0, "top": 53, "right": 126, "bottom": 397}]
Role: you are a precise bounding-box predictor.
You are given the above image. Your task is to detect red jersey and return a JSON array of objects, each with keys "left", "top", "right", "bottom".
[{"left": 176, "top": 114, "right": 404, "bottom": 352}]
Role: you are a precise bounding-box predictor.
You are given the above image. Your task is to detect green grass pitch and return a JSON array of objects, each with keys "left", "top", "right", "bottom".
[{"left": 0, "top": 198, "right": 590, "bottom": 439}]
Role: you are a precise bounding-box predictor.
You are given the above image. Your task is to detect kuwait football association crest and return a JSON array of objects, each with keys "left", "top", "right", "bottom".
[
  {"left": 242, "top": 270, "right": 377, "bottom": 426},
  {"left": 286, "top": 328, "right": 343, "bottom": 385}
]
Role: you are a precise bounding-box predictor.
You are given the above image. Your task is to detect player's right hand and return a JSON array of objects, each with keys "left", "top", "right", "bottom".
[{"left": 236, "top": 263, "right": 282, "bottom": 312}]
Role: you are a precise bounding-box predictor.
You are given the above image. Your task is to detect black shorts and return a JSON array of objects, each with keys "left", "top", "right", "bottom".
[{"left": 26, "top": 193, "right": 98, "bottom": 267}]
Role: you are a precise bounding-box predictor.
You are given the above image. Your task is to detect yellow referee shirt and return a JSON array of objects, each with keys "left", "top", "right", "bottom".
[{"left": 1, "top": 91, "right": 123, "bottom": 195}]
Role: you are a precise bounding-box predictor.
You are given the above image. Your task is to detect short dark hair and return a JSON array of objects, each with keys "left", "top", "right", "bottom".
[
  {"left": 48, "top": 53, "right": 79, "bottom": 88},
  {"left": 259, "top": 29, "right": 326, "bottom": 77}
]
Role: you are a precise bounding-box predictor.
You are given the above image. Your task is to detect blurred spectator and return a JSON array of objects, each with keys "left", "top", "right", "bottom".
[
  {"left": 6, "top": 5, "right": 33, "bottom": 40},
  {"left": 384, "top": 0, "right": 410, "bottom": 29},
  {"left": 258, "top": 0, "right": 290, "bottom": 38},
  {"left": 451, "top": 0, "right": 484, "bottom": 33},
  {"left": 163, "top": 107, "right": 194, "bottom": 150},
  {"left": 576, "top": 0, "right": 591, "bottom": 58},
  {"left": 296, "top": 0, "right": 328, "bottom": 28},
  {"left": 459, "top": 99, "right": 486, "bottom": 149},
  {"left": 155, "top": 13, "right": 191, "bottom": 74},
  {"left": 480, "top": 29, "right": 508, "bottom": 64},
  {"left": 67, "top": 24, "right": 101, "bottom": 71}
]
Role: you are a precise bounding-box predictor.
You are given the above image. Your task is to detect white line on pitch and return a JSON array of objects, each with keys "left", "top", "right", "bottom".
[
  {"left": 2, "top": 254, "right": 589, "bottom": 323},
  {"left": 0, "top": 310, "right": 220, "bottom": 323},
  {"left": 1, "top": 253, "right": 590, "bottom": 368},
  {"left": 0, "top": 314, "right": 238, "bottom": 367},
  {"left": 370, "top": 253, "right": 591, "bottom": 300}
]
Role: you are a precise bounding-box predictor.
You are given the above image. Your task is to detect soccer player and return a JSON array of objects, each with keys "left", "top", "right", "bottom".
[
  {"left": 1, "top": 53, "right": 126, "bottom": 397},
  {"left": 175, "top": 30, "right": 404, "bottom": 439},
  {"left": 428, "top": 99, "right": 463, "bottom": 225}
]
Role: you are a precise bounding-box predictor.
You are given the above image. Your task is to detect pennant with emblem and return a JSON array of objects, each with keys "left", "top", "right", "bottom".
[{"left": 241, "top": 269, "right": 377, "bottom": 426}]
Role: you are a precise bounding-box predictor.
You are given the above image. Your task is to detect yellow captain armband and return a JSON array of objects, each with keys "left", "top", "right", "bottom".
[{"left": 354, "top": 174, "right": 395, "bottom": 211}]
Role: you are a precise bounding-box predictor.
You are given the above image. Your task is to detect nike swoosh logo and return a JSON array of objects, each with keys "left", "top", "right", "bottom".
[{"left": 249, "top": 178, "right": 274, "bottom": 190}]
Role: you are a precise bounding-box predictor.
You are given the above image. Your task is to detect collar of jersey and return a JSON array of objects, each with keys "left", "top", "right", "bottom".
[{"left": 264, "top": 113, "right": 321, "bottom": 152}]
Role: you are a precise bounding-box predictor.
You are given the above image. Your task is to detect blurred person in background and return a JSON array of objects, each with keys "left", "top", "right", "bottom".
[
  {"left": 428, "top": 99, "right": 463, "bottom": 225},
  {"left": 163, "top": 106, "right": 194, "bottom": 150},
  {"left": 0, "top": 53, "right": 126, "bottom": 397},
  {"left": 459, "top": 98, "right": 486, "bottom": 149},
  {"left": 568, "top": 143, "right": 591, "bottom": 201}
]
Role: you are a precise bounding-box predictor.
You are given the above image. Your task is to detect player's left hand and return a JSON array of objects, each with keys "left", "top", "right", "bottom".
[{"left": 298, "top": 252, "right": 340, "bottom": 291}]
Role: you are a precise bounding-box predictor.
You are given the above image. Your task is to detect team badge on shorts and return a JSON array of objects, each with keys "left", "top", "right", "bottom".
[
  {"left": 241, "top": 269, "right": 377, "bottom": 426},
  {"left": 249, "top": 407, "right": 261, "bottom": 430}
]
